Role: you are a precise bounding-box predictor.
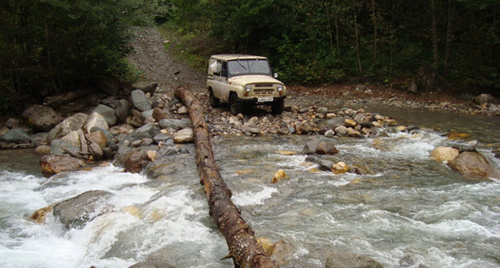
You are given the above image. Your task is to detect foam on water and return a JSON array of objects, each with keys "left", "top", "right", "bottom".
[
  {"left": 233, "top": 186, "right": 278, "bottom": 206},
  {"left": 0, "top": 165, "right": 230, "bottom": 268}
]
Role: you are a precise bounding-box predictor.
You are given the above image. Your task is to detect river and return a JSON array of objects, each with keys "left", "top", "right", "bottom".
[{"left": 0, "top": 107, "right": 499, "bottom": 268}]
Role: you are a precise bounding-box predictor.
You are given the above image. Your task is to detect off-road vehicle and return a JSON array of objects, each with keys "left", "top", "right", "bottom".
[{"left": 207, "top": 54, "right": 287, "bottom": 115}]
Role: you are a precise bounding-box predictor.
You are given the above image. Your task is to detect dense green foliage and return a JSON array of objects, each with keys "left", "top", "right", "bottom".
[
  {"left": 0, "top": 0, "right": 166, "bottom": 114},
  {"left": 0, "top": 0, "right": 498, "bottom": 115},
  {"left": 164, "top": 0, "right": 499, "bottom": 91}
]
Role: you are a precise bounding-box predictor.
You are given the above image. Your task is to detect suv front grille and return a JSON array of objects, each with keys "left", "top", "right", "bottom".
[
  {"left": 253, "top": 88, "right": 274, "bottom": 95},
  {"left": 252, "top": 83, "right": 275, "bottom": 95}
]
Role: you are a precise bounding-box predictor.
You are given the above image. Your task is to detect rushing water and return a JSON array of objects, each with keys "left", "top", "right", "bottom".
[{"left": 1, "top": 111, "right": 500, "bottom": 267}]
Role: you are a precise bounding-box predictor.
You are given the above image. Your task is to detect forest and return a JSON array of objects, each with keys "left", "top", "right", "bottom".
[{"left": 1, "top": 0, "right": 498, "bottom": 114}]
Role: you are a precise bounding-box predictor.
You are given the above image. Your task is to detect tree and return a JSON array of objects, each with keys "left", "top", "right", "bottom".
[{"left": 0, "top": 0, "right": 151, "bottom": 114}]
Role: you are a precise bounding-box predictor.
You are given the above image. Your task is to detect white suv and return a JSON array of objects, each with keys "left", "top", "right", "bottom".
[{"left": 207, "top": 54, "right": 287, "bottom": 115}]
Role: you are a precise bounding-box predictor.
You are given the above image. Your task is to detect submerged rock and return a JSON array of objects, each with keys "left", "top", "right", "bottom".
[
  {"left": 52, "top": 190, "right": 114, "bottom": 229},
  {"left": 447, "top": 151, "right": 500, "bottom": 182},
  {"left": 39, "top": 154, "right": 86, "bottom": 178}
]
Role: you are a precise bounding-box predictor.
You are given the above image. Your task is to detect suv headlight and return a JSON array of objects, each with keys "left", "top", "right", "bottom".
[
  {"left": 276, "top": 85, "right": 283, "bottom": 92},
  {"left": 245, "top": 85, "right": 252, "bottom": 92}
]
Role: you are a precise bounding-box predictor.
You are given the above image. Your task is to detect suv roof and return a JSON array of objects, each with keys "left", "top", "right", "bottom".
[{"left": 210, "top": 54, "right": 268, "bottom": 61}]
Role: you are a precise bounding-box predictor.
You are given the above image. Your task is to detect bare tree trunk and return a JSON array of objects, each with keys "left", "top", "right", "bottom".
[
  {"left": 174, "top": 86, "right": 277, "bottom": 268},
  {"left": 353, "top": 3, "right": 363, "bottom": 76},
  {"left": 334, "top": 0, "right": 341, "bottom": 58},
  {"left": 431, "top": 0, "right": 439, "bottom": 75},
  {"left": 370, "top": 0, "right": 378, "bottom": 67},
  {"left": 444, "top": 0, "right": 455, "bottom": 77}
]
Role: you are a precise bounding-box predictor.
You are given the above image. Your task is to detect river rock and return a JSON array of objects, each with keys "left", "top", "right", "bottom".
[
  {"left": 447, "top": 151, "right": 500, "bottom": 181},
  {"left": 158, "top": 118, "right": 191, "bottom": 130},
  {"left": 271, "top": 169, "right": 289, "bottom": 183},
  {"left": 4, "top": 117, "right": 27, "bottom": 129},
  {"left": 92, "top": 104, "right": 117, "bottom": 126},
  {"left": 0, "top": 128, "right": 32, "bottom": 144},
  {"left": 50, "top": 139, "right": 80, "bottom": 155},
  {"left": 115, "top": 99, "right": 131, "bottom": 122},
  {"left": 86, "top": 131, "right": 108, "bottom": 149},
  {"left": 60, "top": 130, "right": 81, "bottom": 148},
  {"left": 474, "top": 93, "right": 495, "bottom": 105},
  {"left": 331, "top": 161, "right": 349, "bottom": 174},
  {"left": 88, "top": 141, "right": 104, "bottom": 160},
  {"left": 124, "top": 150, "right": 149, "bottom": 173},
  {"left": 31, "top": 205, "right": 54, "bottom": 224},
  {"left": 127, "top": 123, "right": 160, "bottom": 141},
  {"left": 131, "top": 89, "right": 151, "bottom": 111},
  {"left": 152, "top": 107, "right": 168, "bottom": 122},
  {"left": 317, "top": 107, "right": 328, "bottom": 115},
  {"left": 22, "top": 104, "right": 63, "bottom": 132},
  {"left": 173, "top": 128, "right": 194, "bottom": 143},
  {"left": 52, "top": 190, "right": 114, "bottom": 229},
  {"left": 325, "top": 251, "right": 383, "bottom": 268},
  {"left": 145, "top": 161, "right": 186, "bottom": 179},
  {"left": 47, "top": 113, "right": 88, "bottom": 143},
  {"left": 84, "top": 112, "right": 109, "bottom": 133},
  {"left": 35, "top": 145, "right": 51, "bottom": 155},
  {"left": 295, "top": 121, "right": 312, "bottom": 135},
  {"left": 430, "top": 146, "right": 459, "bottom": 162},
  {"left": 132, "top": 81, "right": 158, "bottom": 95},
  {"left": 40, "top": 154, "right": 86, "bottom": 177},
  {"left": 335, "top": 125, "right": 348, "bottom": 136},
  {"left": 305, "top": 155, "right": 336, "bottom": 171}
]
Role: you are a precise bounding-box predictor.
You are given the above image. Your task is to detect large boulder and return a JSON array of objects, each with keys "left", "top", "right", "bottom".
[
  {"left": 92, "top": 104, "right": 117, "bottom": 126},
  {"left": 131, "top": 89, "right": 151, "bottom": 112},
  {"left": 430, "top": 146, "right": 459, "bottom": 162},
  {"left": 447, "top": 151, "right": 500, "bottom": 182},
  {"left": 47, "top": 113, "right": 88, "bottom": 143},
  {"left": 40, "top": 154, "right": 86, "bottom": 178},
  {"left": 22, "top": 104, "right": 63, "bottom": 132},
  {"left": 52, "top": 190, "right": 114, "bottom": 229}
]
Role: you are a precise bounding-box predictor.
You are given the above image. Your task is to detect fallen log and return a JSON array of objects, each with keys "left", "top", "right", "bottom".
[{"left": 174, "top": 86, "right": 277, "bottom": 268}]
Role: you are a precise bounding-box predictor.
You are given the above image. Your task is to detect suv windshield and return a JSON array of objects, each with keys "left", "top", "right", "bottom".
[{"left": 227, "top": 59, "right": 271, "bottom": 77}]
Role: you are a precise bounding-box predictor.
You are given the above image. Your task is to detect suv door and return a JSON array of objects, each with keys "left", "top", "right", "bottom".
[{"left": 212, "top": 60, "right": 230, "bottom": 101}]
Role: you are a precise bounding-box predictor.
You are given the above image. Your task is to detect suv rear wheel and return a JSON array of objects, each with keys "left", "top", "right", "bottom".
[{"left": 229, "top": 93, "right": 243, "bottom": 115}]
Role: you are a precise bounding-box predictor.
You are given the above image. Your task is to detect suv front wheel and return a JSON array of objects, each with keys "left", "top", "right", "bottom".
[
  {"left": 271, "top": 99, "right": 284, "bottom": 115},
  {"left": 229, "top": 93, "right": 243, "bottom": 115}
]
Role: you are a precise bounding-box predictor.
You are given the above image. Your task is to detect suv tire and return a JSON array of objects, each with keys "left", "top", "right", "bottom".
[
  {"left": 209, "top": 89, "right": 220, "bottom": 108},
  {"left": 271, "top": 99, "right": 284, "bottom": 115},
  {"left": 229, "top": 93, "right": 243, "bottom": 115}
]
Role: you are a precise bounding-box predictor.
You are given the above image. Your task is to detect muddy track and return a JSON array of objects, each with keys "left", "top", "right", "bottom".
[{"left": 127, "top": 27, "right": 206, "bottom": 94}]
